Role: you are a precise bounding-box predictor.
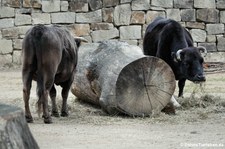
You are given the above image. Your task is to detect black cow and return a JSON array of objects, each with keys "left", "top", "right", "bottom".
[
  {"left": 143, "top": 17, "right": 206, "bottom": 98},
  {"left": 22, "top": 24, "right": 86, "bottom": 123}
]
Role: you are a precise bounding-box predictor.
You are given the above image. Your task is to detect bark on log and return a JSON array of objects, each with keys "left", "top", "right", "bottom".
[
  {"left": 0, "top": 104, "right": 39, "bottom": 149},
  {"left": 71, "top": 41, "right": 176, "bottom": 116}
]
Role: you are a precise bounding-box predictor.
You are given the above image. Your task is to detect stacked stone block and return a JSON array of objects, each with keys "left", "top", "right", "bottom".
[{"left": 0, "top": 0, "right": 225, "bottom": 66}]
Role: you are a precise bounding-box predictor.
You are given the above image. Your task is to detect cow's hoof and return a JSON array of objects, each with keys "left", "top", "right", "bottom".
[
  {"left": 25, "top": 115, "right": 33, "bottom": 123},
  {"left": 61, "top": 111, "right": 69, "bottom": 117},
  {"left": 43, "top": 116, "right": 53, "bottom": 124},
  {"left": 51, "top": 111, "right": 60, "bottom": 117}
]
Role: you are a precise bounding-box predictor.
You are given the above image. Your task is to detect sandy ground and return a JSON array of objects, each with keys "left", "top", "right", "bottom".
[{"left": 0, "top": 67, "right": 225, "bottom": 149}]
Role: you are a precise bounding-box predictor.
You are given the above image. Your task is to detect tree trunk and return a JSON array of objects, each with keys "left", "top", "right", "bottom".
[
  {"left": 71, "top": 41, "right": 176, "bottom": 116},
  {"left": 0, "top": 104, "right": 39, "bottom": 149}
]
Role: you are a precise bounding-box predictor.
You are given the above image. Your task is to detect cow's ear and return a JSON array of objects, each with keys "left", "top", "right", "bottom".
[
  {"left": 171, "top": 52, "right": 178, "bottom": 62},
  {"left": 197, "top": 46, "right": 207, "bottom": 57},
  {"left": 74, "top": 39, "right": 81, "bottom": 48}
]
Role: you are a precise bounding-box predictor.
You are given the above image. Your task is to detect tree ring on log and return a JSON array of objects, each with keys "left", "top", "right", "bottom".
[{"left": 115, "top": 56, "right": 176, "bottom": 116}]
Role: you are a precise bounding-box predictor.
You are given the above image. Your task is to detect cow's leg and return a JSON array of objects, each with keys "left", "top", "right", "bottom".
[
  {"left": 61, "top": 78, "right": 73, "bottom": 117},
  {"left": 22, "top": 67, "right": 33, "bottom": 123},
  {"left": 38, "top": 74, "right": 54, "bottom": 124},
  {"left": 41, "top": 89, "right": 52, "bottom": 124},
  {"left": 178, "top": 79, "right": 186, "bottom": 97},
  {"left": 61, "top": 86, "right": 70, "bottom": 117},
  {"left": 42, "top": 79, "right": 55, "bottom": 124},
  {"left": 50, "top": 85, "right": 59, "bottom": 117}
]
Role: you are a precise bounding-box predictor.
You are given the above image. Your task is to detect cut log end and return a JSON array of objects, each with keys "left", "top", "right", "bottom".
[
  {"left": 0, "top": 104, "right": 39, "bottom": 149},
  {"left": 115, "top": 56, "right": 176, "bottom": 116}
]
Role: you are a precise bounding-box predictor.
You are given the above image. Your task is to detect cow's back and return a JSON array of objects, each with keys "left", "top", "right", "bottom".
[
  {"left": 22, "top": 25, "right": 77, "bottom": 84},
  {"left": 143, "top": 17, "right": 172, "bottom": 56}
]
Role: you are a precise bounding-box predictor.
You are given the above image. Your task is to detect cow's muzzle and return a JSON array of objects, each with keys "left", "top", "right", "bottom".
[{"left": 193, "top": 74, "right": 206, "bottom": 83}]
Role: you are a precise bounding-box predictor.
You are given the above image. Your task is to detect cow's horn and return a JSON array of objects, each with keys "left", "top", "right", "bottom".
[
  {"left": 198, "top": 46, "right": 207, "bottom": 57},
  {"left": 176, "top": 49, "right": 183, "bottom": 61},
  {"left": 74, "top": 37, "right": 88, "bottom": 43}
]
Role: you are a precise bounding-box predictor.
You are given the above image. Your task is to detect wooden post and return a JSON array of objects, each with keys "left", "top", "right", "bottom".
[
  {"left": 0, "top": 104, "right": 39, "bottom": 149},
  {"left": 71, "top": 41, "right": 176, "bottom": 116}
]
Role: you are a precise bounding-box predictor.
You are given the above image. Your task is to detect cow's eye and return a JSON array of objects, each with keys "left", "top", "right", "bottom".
[{"left": 184, "top": 62, "right": 189, "bottom": 67}]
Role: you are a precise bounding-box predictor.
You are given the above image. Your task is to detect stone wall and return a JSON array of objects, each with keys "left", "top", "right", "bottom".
[{"left": 0, "top": 0, "right": 225, "bottom": 66}]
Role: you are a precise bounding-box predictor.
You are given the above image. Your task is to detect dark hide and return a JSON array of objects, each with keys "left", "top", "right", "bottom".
[
  {"left": 22, "top": 24, "right": 80, "bottom": 123},
  {"left": 143, "top": 17, "right": 206, "bottom": 97}
]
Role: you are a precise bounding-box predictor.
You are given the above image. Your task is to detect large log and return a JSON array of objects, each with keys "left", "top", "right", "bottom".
[
  {"left": 71, "top": 41, "right": 176, "bottom": 116},
  {"left": 0, "top": 104, "right": 39, "bottom": 149}
]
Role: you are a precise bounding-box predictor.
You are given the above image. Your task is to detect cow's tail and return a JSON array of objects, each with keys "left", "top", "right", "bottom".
[{"left": 31, "top": 25, "right": 46, "bottom": 117}]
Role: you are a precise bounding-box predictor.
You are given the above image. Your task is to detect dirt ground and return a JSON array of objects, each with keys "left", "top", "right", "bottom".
[{"left": 0, "top": 66, "right": 225, "bottom": 149}]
